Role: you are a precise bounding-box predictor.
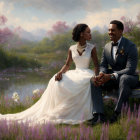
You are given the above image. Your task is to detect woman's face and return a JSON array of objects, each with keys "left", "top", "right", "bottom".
[{"left": 80, "top": 27, "right": 92, "bottom": 41}]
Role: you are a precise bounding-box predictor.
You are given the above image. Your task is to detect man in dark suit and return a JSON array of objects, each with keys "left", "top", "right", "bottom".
[{"left": 90, "top": 20, "right": 139, "bottom": 124}]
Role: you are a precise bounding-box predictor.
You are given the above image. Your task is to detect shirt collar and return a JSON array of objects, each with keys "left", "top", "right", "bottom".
[
  {"left": 117, "top": 36, "right": 122, "bottom": 46},
  {"left": 112, "top": 36, "right": 122, "bottom": 46}
]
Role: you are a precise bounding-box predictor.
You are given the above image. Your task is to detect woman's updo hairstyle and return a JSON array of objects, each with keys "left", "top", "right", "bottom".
[{"left": 72, "top": 24, "right": 88, "bottom": 42}]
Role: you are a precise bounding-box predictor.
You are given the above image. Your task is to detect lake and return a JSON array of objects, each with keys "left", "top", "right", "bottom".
[
  {"left": 0, "top": 68, "right": 51, "bottom": 101},
  {"left": 0, "top": 68, "right": 119, "bottom": 102}
]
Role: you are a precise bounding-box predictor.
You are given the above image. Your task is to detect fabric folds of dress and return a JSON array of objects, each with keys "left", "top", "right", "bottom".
[{"left": 0, "top": 43, "right": 95, "bottom": 125}]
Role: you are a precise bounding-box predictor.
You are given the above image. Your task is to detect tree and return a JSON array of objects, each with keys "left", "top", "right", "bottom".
[
  {"left": 120, "top": 13, "right": 140, "bottom": 47},
  {"left": 0, "top": 15, "right": 13, "bottom": 45},
  {"left": 120, "top": 13, "right": 140, "bottom": 69}
]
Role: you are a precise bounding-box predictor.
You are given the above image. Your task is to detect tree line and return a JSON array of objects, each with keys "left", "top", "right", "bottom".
[{"left": 0, "top": 14, "right": 140, "bottom": 71}]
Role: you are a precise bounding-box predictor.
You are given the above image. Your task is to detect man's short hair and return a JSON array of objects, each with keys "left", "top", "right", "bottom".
[{"left": 110, "top": 20, "right": 124, "bottom": 31}]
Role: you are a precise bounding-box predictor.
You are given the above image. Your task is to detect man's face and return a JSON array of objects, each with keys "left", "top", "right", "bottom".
[{"left": 108, "top": 24, "right": 123, "bottom": 43}]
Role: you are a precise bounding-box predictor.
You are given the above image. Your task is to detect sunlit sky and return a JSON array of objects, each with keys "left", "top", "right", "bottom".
[{"left": 0, "top": 0, "right": 140, "bottom": 34}]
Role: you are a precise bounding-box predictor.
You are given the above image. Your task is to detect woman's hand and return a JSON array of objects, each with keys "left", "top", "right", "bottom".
[
  {"left": 55, "top": 72, "right": 63, "bottom": 81},
  {"left": 91, "top": 73, "right": 104, "bottom": 87}
]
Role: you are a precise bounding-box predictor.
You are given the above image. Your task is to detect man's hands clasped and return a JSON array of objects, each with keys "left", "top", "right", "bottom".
[{"left": 91, "top": 73, "right": 112, "bottom": 87}]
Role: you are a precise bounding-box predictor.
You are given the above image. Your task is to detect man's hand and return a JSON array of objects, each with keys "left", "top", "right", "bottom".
[
  {"left": 91, "top": 73, "right": 112, "bottom": 86},
  {"left": 91, "top": 76, "right": 99, "bottom": 87},
  {"left": 91, "top": 73, "right": 104, "bottom": 87},
  {"left": 55, "top": 72, "right": 63, "bottom": 81},
  {"left": 99, "top": 73, "right": 111, "bottom": 85}
]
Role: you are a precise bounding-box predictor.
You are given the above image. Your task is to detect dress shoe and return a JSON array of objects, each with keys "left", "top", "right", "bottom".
[
  {"left": 87, "top": 113, "right": 99, "bottom": 125},
  {"left": 87, "top": 113, "right": 105, "bottom": 125},
  {"left": 100, "top": 113, "right": 106, "bottom": 123},
  {"left": 110, "top": 111, "right": 120, "bottom": 123}
]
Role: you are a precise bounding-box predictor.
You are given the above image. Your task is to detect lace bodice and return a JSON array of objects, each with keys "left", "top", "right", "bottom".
[
  {"left": 70, "top": 43, "right": 95, "bottom": 69},
  {"left": 0, "top": 43, "right": 94, "bottom": 125}
]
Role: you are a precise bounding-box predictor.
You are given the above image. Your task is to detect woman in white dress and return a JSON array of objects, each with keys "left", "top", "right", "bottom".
[{"left": 0, "top": 24, "right": 99, "bottom": 125}]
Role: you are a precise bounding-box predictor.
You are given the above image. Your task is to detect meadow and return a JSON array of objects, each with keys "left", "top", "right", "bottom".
[
  {"left": 0, "top": 90, "right": 140, "bottom": 140},
  {"left": 0, "top": 14, "right": 140, "bottom": 139}
]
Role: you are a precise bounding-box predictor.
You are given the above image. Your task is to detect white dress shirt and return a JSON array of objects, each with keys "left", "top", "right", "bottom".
[
  {"left": 100, "top": 37, "right": 122, "bottom": 79},
  {"left": 112, "top": 37, "right": 122, "bottom": 79},
  {"left": 112, "top": 37, "right": 122, "bottom": 61}
]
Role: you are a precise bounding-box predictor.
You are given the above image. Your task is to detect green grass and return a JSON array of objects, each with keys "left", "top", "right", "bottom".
[
  {"left": 0, "top": 47, "right": 41, "bottom": 70},
  {"left": 0, "top": 92, "right": 140, "bottom": 139}
]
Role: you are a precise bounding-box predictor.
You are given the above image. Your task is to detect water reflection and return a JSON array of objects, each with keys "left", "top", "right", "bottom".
[{"left": 0, "top": 71, "right": 48, "bottom": 100}]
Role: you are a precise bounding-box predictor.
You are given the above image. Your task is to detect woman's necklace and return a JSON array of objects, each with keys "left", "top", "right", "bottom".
[{"left": 77, "top": 43, "right": 86, "bottom": 53}]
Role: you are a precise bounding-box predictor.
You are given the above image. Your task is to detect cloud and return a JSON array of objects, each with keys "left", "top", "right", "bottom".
[
  {"left": 0, "top": 2, "right": 4, "bottom": 13},
  {"left": 2, "top": 0, "right": 102, "bottom": 14},
  {"left": 9, "top": 18, "right": 58, "bottom": 32},
  {"left": 31, "top": 16, "right": 39, "bottom": 21},
  {"left": 1, "top": 0, "right": 140, "bottom": 34},
  {"left": 80, "top": 4, "right": 140, "bottom": 29},
  {"left": 0, "top": 1, "right": 14, "bottom": 26},
  {"left": 0, "top": 1, "right": 14, "bottom": 15},
  {"left": 118, "top": 0, "right": 133, "bottom": 2}
]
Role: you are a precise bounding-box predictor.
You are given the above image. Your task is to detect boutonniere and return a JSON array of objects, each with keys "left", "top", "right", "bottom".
[{"left": 119, "top": 46, "right": 125, "bottom": 55}]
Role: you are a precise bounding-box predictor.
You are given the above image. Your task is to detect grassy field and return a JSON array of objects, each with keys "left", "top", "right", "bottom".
[{"left": 0, "top": 90, "right": 140, "bottom": 140}]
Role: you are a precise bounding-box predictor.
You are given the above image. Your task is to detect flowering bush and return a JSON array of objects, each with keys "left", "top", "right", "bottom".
[
  {"left": 32, "top": 89, "right": 44, "bottom": 104},
  {"left": 12, "top": 92, "right": 20, "bottom": 103},
  {"left": 32, "top": 89, "right": 40, "bottom": 95},
  {"left": 0, "top": 15, "right": 13, "bottom": 44}
]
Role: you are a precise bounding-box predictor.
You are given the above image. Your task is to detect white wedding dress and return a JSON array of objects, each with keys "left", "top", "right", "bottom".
[{"left": 0, "top": 43, "right": 95, "bottom": 125}]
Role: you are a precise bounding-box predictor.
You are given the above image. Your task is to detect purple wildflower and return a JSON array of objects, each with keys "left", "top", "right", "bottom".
[
  {"left": 100, "top": 123, "right": 109, "bottom": 140},
  {"left": 127, "top": 126, "right": 132, "bottom": 140}
]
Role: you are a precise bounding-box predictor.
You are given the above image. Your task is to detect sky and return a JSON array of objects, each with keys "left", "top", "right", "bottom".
[{"left": 0, "top": 0, "right": 140, "bottom": 37}]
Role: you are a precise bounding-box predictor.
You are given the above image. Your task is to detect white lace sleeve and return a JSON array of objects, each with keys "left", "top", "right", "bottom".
[
  {"left": 69, "top": 45, "right": 76, "bottom": 51},
  {"left": 91, "top": 44, "right": 96, "bottom": 51},
  {"left": 87, "top": 43, "right": 96, "bottom": 51}
]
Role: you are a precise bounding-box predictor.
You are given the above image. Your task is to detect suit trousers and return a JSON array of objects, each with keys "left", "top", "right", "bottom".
[{"left": 90, "top": 74, "right": 139, "bottom": 114}]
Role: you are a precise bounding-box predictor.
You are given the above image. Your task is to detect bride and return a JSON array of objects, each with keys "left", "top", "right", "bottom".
[{"left": 0, "top": 23, "right": 99, "bottom": 125}]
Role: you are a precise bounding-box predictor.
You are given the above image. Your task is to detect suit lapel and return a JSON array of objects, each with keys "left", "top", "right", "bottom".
[
  {"left": 115, "top": 37, "right": 125, "bottom": 63},
  {"left": 106, "top": 42, "right": 114, "bottom": 64}
]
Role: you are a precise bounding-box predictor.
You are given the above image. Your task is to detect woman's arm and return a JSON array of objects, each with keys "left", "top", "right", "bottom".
[
  {"left": 55, "top": 49, "right": 73, "bottom": 81},
  {"left": 91, "top": 47, "right": 99, "bottom": 76}
]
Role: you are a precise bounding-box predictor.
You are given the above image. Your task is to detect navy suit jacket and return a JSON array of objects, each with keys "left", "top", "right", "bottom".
[{"left": 100, "top": 37, "right": 138, "bottom": 79}]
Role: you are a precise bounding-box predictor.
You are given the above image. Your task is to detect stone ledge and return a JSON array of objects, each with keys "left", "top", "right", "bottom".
[
  {"left": 131, "top": 88, "right": 140, "bottom": 98},
  {"left": 103, "top": 87, "right": 140, "bottom": 98}
]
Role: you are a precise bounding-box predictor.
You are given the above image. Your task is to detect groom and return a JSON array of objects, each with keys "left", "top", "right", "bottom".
[{"left": 90, "top": 20, "right": 139, "bottom": 124}]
